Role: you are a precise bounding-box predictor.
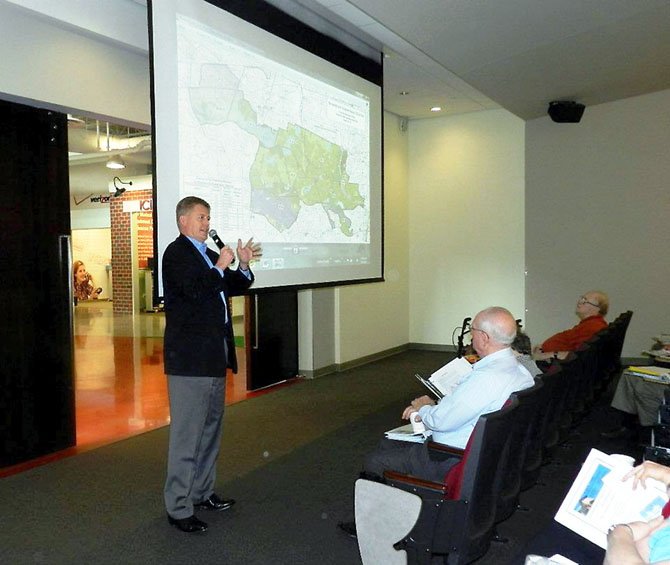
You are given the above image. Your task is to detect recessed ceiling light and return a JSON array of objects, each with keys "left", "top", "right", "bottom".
[{"left": 430, "top": 106, "right": 442, "bottom": 112}]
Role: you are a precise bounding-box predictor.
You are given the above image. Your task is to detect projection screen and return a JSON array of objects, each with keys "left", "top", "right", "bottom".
[{"left": 150, "top": 0, "right": 383, "bottom": 293}]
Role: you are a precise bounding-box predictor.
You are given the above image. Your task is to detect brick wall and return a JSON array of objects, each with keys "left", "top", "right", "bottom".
[{"left": 110, "top": 189, "right": 153, "bottom": 314}]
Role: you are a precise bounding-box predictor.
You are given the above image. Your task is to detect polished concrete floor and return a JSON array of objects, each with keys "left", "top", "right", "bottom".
[
  {"left": 1, "top": 300, "right": 279, "bottom": 477},
  {"left": 74, "top": 300, "right": 259, "bottom": 449}
]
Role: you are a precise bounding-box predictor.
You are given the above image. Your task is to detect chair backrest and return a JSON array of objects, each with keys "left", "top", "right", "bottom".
[
  {"left": 606, "top": 310, "right": 633, "bottom": 379},
  {"left": 536, "top": 363, "right": 567, "bottom": 455},
  {"left": 580, "top": 331, "right": 609, "bottom": 402},
  {"left": 496, "top": 379, "right": 544, "bottom": 523},
  {"left": 555, "top": 351, "right": 586, "bottom": 428},
  {"left": 443, "top": 397, "right": 514, "bottom": 500},
  {"left": 521, "top": 377, "right": 554, "bottom": 490},
  {"left": 432, "top": 397, "right": 520, "bottom": 564},
  {"left": 580, "top": 311, "right": 633, "bottom": 395}
]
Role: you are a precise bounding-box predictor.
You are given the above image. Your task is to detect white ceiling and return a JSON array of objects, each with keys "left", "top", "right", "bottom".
[
  {"left": 68, "top": 117, "right": 151, "bottom": 197},
  {"left": 304, "top": 0, "right": 670, "bottom": 120},
  {"left": 57, "top": 0, "right": 670, "bottom": 191}
]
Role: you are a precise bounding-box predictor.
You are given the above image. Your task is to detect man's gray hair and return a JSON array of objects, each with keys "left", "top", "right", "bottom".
[
  {"left": 477, "top": 306, "right": 517, "bottom": 345},
  {"left": 175, "top": 196, "right": 210, "bottom": 226}
]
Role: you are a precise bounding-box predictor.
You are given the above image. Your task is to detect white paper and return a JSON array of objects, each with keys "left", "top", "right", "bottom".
[
  {"left": 429, "top": 356, "right": 473, "bottom": 396},
  {"left": 384, "top": 423, "right": 431, "bottom": 443},
  {"left": 554, "top": 448, "right": 668, "bottom": 549}
]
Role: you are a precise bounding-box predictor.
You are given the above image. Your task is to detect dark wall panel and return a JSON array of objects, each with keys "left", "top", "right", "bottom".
[
  {"left": 0, "top": 99, "right": 74, "bottom": 467},
  {"left": 247, "top": 290, "right": 298, "bottom": 390}
]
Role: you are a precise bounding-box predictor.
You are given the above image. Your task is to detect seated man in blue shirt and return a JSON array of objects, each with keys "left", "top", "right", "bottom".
[
  {"left": 360, "top": 306, "right": 535, "bottom": 483},
  {"left": 338, "top": 306, "right": 534, "bottom": 538}
]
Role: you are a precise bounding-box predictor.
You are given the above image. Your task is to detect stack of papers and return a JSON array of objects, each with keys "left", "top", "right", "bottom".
[
  {"left": 625, "top": 365, "right": 670, "bottom": 383},
  {"left": 643, "top": 349, "right": 670, "bottom": 363}
]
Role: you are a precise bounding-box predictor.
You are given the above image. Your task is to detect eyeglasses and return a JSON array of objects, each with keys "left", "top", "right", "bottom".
[
  {"left": 578, "top": 296, "right": 599, "bottom": 308},
  {"left": 470, "top": 326, "right": 488, "bottom": 338}
]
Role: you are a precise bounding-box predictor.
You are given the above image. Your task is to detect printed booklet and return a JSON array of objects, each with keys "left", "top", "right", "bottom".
[
  {"left": 414, "top": 356, "right": 473, "bottom": 399},
  {"left": 554, "top": 448, "right": 668, "bottom": 549}
]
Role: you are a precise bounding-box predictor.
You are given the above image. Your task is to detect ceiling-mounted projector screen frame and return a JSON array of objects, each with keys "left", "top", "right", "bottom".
[{"left": 149, "top": 0, "right": 384, "bottom": 296}]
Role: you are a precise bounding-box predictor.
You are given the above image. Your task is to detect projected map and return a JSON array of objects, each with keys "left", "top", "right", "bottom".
[{"left": 177, "top": 15, "right": 370, "bottom": 245}]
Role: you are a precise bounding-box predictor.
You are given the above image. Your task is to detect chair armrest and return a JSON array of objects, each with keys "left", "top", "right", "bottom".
[
  {"left": 427, "top": 440, "right": 464, "bottom": 458},
  {"left": 383, "top": 470, "right": 448, "bottom": 497}
]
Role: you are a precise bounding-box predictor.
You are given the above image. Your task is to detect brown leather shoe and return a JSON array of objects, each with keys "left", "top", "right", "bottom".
[{"left": 167, "top": 514, "right": 208, "bottom": 533}]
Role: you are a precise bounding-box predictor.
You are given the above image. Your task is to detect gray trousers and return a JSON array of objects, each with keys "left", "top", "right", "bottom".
[
  {"left": 363, "top": 437, "right": 458, "bottom": 483},
  {"left": 164, "top": 375, "right": 226, "bottom": 519},
  {"left": 611, "top": 372, "right": 667, "bottom": 427}
]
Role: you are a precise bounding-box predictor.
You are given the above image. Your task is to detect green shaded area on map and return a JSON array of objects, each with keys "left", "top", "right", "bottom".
[{"left": 187, "top": 63, "right": 364, "bottom": 235}]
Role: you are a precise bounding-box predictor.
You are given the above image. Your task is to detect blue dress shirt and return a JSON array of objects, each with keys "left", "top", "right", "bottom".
[{"left": 418, "top": 348, "right": 534, "bottom": 448}]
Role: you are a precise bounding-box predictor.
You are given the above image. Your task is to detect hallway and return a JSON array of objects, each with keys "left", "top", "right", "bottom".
[
  {"left": 73, "top": 300, "right": 255, "bottom": 449},
  {"left": 0, "top": 300, "right": 284, "bottom": 477}
]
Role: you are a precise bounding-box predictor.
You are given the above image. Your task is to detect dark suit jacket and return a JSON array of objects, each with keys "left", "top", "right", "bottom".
[{"left": 162, "top": 234, "right": 254, "bottom": 377}]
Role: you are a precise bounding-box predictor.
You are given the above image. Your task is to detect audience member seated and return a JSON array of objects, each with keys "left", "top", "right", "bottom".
[
  {"left": 338, "top": 306, "right": 534, "bottom": 538},
  {"left": 605, "top": 461, "right": 670, "bottom": 564},
  {"left": 512, "top": 330, "right": 543, "bottom": 376},
  {"left": 533, "top": 290, "right": 609, "bottom": 361},
  {"left": 601, "top": 371, "right": 666, "bottom": 441},
  {"left": 521, "top": 461, "right": 670, "bottom": 564}
]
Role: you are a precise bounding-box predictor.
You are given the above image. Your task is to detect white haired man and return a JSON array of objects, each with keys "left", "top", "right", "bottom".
[
  {"left": 338, "top": 306, "right": 534, "bottom": 538},
  {"left": 361, "top": 306, "right": 535, "bottom": 482}
]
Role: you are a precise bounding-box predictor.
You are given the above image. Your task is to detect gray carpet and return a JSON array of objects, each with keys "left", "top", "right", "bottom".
[
  {"left": 0, "top": 351, "right": 443, "bottom": 564},
  {"left": 0, "top": 351, "right": 633, "bottom": 564}
]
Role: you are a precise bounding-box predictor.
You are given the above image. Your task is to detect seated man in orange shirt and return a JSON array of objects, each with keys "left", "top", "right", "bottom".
[{"left": 533, "top": 290, "right": 609, "bottom": 361}]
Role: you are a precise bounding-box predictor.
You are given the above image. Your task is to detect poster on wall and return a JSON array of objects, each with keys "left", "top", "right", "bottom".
[{"left": 136, "top": 211, "right": 154, "bottom": 269}]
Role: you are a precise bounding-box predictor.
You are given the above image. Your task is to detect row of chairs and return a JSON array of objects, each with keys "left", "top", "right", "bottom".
[{"left": 354, "top": 311, "right": 633, "bottom": 565}]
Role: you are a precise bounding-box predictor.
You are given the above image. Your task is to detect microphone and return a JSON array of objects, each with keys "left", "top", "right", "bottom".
[{"left": 208, "top": 229, "right": 235, "bottom": 264}]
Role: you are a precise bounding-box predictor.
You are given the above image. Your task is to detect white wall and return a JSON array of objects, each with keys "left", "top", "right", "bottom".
[
  {"left": 334, "top": 112, "right": 410, "bottom": 364},
  {"left": 407, "top": 110, "right": 526, "bottom": 346},
  {"left": 70, "top": 207, "right": 111, "bottom": 230},
  {"left": 525, "top": 89, "right": 670, "bottom": 357},
  {"left": 12, "top": 0, "right": 661, "bottom": 369},
  {"left": 0, "top": 1, "right": 150, "bottom": 124},
  {"left": 298, "top": 287, "right": 336, "bottom": 373}
]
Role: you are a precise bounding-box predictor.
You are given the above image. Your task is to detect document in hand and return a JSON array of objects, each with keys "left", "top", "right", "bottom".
[
  {"left": 415, "top": 356, "right": 473, "bottom": 399},
  {"left": 554, "top": 448, "right": 668, "bottom": 549},
  {"left": 384, "top": 423, "right": 431, "bottom": 443}
]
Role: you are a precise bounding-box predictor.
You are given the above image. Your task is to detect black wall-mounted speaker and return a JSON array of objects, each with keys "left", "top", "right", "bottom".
[{"left": 548, "top": 101, "right": 585, "bottom": 123}]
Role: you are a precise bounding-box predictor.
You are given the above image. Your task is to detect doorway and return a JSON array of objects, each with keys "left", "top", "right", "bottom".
[{"left": 67, "top": 114, "right": 254, "bottom": 450}]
